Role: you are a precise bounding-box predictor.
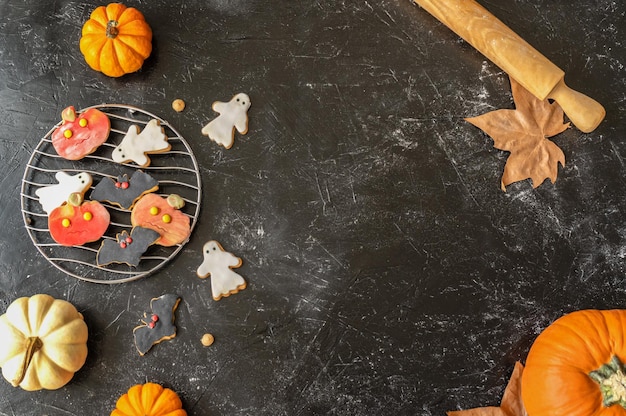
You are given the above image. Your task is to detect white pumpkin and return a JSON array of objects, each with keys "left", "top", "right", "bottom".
[{"left": 0, "top": 294, "right": 88, "bottom": 390}]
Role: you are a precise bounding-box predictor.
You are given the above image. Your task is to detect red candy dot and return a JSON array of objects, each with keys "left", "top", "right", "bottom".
[
  {"left": 115, "top": 182, "right": 121, "bottom": 188},
  {"left": 126, "top": 237, "right": 133, "bottom": 244},
  {"left": 121, "top": 182, "right": 129, "bottom": 189},
  {"left": 148, "top": 322, "right": 155, "bottom": 329},
  {"left": 120, "top": 241, "right": 127, "bottom": 249},
  {"left": 151, "top": 314, "right": 159, "bottom": 322}
]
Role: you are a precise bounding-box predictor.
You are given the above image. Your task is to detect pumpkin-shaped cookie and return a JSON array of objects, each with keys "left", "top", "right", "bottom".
[
  {"left": 0, "top": 294, "right": 88, "bottom": 391},
  {"left": 80, "top": 3, "right": 153, "bottom": 77},
  {"left": 51, "top": 106, "right": 111, "bottom": 160},
  {"left": 48, "top": 193, "right": 110, "bottom": 246},
  {"left": 111, "top": 382, "right": 187, "bottom": 416},
  {"left": 131, "top": 194, "right": 190, "bottom": 247}
]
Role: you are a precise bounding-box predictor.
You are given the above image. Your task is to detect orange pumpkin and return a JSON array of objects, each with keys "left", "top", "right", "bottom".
[
  {"left": 79, "top": 3, "right": 152, "bottom": 77},
  {"left": 111, "top": 382, "right": 187, "bottom": 416},
  {"left": 521, "top": 309, "right": 626, "bottom": 416}
]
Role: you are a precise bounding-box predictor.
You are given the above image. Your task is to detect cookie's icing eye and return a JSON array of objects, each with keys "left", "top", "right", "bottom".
[
  {"left": 162, "top": 214, "right": 172, "bottom": 223},
  {"left": 79, "top": 118, "right": 88, "bottom": 127},
  {"left": 149, "top": 206, "right": 159, "bottom": 215},
  {"left": 83, "top": 212, "right": 93, "bottom": 221},
  {"left": 62, "top": 218, "right": 71, "bottom": 228},
  {"left": 64, "top": 129, "right": 73, "bottom": 139}
]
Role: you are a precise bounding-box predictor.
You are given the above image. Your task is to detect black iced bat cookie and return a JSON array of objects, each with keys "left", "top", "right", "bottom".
[
  {"left": 91, "top": 170, "right": 158, "bottom": 209},
  {"left": 96, "top": 227, "right": 161, "bottom": 267},
  {"left": 133, "top": 294, "right": 181, "bottom": 356}
]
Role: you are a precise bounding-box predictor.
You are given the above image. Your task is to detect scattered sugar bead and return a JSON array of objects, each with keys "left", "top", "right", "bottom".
[
  {"left": 62, "top": 218, "right": 71, "bottom": 228},
  {"left": 63, "top": 129, "right": 73, "bottom": 139},
  {"left": 150, "top": 206, "right": 159, "bottom": 215},
  {"left": 83, "top": 212, "right": 93, "bottom": 221},
  {"left": 162, "top": 214, "right": 172, "bottom": 223},
  {"left": 172, "top": 99, "right": 186, "bottom": 112},
  {"left": 79, "top": 118, "right": 88, "bottom": 127},
  {"left": 201, "top": 333, "right": 215, "bottom": 347}
]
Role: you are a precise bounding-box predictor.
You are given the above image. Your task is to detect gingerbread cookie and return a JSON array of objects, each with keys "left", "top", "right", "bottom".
[
  {"left": 91, "top": 170, "right": 158, "bottom": 210},
  {"left": 112, "top": 119, "right": 171, "bottom": 167},
  {"left": 131, "top": 194, "right": 190, "bottom": 247},
  {"left": 197, "top": 240, "right": 247, "bottom": 300},
  {"left": 35, "top": 171, "right": 93, "bottom": 215},
  {"left": 133, "top": 294, "right": 181, "bottom": 356},
  {"left": 96, "top": 227, "right": 161, "bottom": 267},
  {"left": 201, "top": 93, "right": 250, "bottom": 149},
  {"left": 48, "top": 193, "right": 110, "bottom": 246},
  {"left": 51, "top": 106, "right": 111, "bottom": 160}
]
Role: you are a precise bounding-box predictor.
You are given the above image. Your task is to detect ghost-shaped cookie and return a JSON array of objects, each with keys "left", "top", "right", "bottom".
[
  {"left": 35, "top": 171, "right": 93, "bottom": 215},
  {"left": 112, "top": 119, "right": 171, "bottom": 167},
  {"left": 197, "top": 240, "right": 247, "bottom": 300},
  {"left": 201, "top": 93, "right": 250, "bottom": 149}
]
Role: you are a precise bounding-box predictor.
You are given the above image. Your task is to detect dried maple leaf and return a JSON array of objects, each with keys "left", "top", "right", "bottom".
[
  {"left": 466, "top": 77, "right": 570, "bottom": 191},
  {"left": 447, "top": 361, "right": 528, "bottom": 416}
]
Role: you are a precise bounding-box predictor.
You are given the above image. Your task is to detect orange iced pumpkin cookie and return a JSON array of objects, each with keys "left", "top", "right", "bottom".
[
  {"left": 49, "top": 193, "right": 110, "bottom": 246},
  {"left": 51, "top": 106, "right": 110, "bottom": 160},
  {"left": 131, "top": 194, "right": 190, "bottom": 247}
]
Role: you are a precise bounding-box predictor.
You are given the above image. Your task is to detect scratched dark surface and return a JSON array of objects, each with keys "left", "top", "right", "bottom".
[{"left": 0, "top": 0, "right": 625, "bottom": 414}]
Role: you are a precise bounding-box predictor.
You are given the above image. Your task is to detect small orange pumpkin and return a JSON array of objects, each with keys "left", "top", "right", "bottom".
[
  {"left": 521, "top": 309, "right": 626, "bottom": 416},
  {"left": 80, "top": 3, "right": 152, "bottom": 77},
  {"left": 111, "top": 382, "right": 187, "bottom": 416}
]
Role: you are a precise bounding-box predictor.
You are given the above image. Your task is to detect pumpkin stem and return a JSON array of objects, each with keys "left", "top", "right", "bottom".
[
  {"left": 589, "top": 356, "right": 626, "bottom": 409},
  {"left": 67, "top": 192, "right": 83, "bottom": 207},
  {"left": 12, "top": 337, "right": 43, "bottom": 387},
  {"left": 106, "top": 20, "right": 119, "bottom": 38}
]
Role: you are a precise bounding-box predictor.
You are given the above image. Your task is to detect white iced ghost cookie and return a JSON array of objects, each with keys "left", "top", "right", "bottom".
[
  {"left": 197, "top": 240, "right": 247, "bottom": 301},
  {"left": 35, "top": 171, "right": 93, "bottom": 214},
  {"left": 201, "top": 93, "right": 251, "bottom": 149},
  {"left": 112, "top": 119, "right": 171, "bottom": 167}
]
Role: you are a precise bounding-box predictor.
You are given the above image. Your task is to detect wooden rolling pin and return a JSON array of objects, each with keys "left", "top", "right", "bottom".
[{"left": 414, "top": 0, "right": 605, "bottom": 133}]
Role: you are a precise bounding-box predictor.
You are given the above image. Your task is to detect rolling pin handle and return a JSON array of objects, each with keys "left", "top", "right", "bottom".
[{"left": 548, "top": 78, "right": 606, "bottom": 133}]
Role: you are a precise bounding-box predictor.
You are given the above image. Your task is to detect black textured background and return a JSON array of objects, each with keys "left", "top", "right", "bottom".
[{"left": 0, "top": 0, "right": 625, "bottom": 415}]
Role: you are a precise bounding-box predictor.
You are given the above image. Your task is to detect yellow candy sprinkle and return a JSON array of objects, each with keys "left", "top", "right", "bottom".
[
  {"left": 150, "top": 206, "right": 159, "bottom": 215},
  {"left": 63, "top": 129, "right": 73, "bottom": 139},
  {"left": 83, "top": 212, "right": 93, "bottom": 221},
  {"left": 162, "top": 214, "right": 172, "bottom": 223},
  {"left": 79, "top": 118, "right": 88, "bottom": 127},
  {"left": 62, "top": 218, "right": 71, "bottom": 228}
]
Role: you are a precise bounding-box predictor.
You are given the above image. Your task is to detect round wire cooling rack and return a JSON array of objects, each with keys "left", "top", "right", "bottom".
[{"left": 20, "top": 104, "right": 202, "bottom": 284}]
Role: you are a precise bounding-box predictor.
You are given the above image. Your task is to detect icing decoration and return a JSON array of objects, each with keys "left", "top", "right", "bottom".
[
  {"left": 48, "top": 193, "right": 110, "bottom": 246},
  {"left": 131, "top": 193, "right": 190, "bottom": 247},
  {"left": 51, "top": 106, "right": 111, "bottom": 160},
  {"left": 197, "top": 240, "right": 247, "bottom": 301},
  {"left": 133, "top": 294, "right": 181, "bottom": 356},
  {"left": 112, "top": 119, "right": 171, "bottom": 167},
  {"left": 201, "top": 93, "right": 250, "bottom": 149},
  {"left": 91, "top": 170, "right": 159, "bottom": 210},
  {"left": 35, "top": 171, "right": 93, "bottom": 215},
  {"left": 96, "top": 227, "right": 161, "bottom": 267}
]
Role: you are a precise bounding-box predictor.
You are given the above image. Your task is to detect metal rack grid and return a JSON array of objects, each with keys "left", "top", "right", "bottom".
[{"left": 20, "top": 104, "right": 202, "bottom": 284}]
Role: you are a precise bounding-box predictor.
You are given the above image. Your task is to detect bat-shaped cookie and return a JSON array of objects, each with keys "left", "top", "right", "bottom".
[
  {"left": 133, "top": 294, "right": 181, "bottom": 356},
  {"left": 96, "top": 227, "right": 160, "bottom": 267},
  {"left": 91, "top": 170, "right": 158, "bottom": 210}
]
